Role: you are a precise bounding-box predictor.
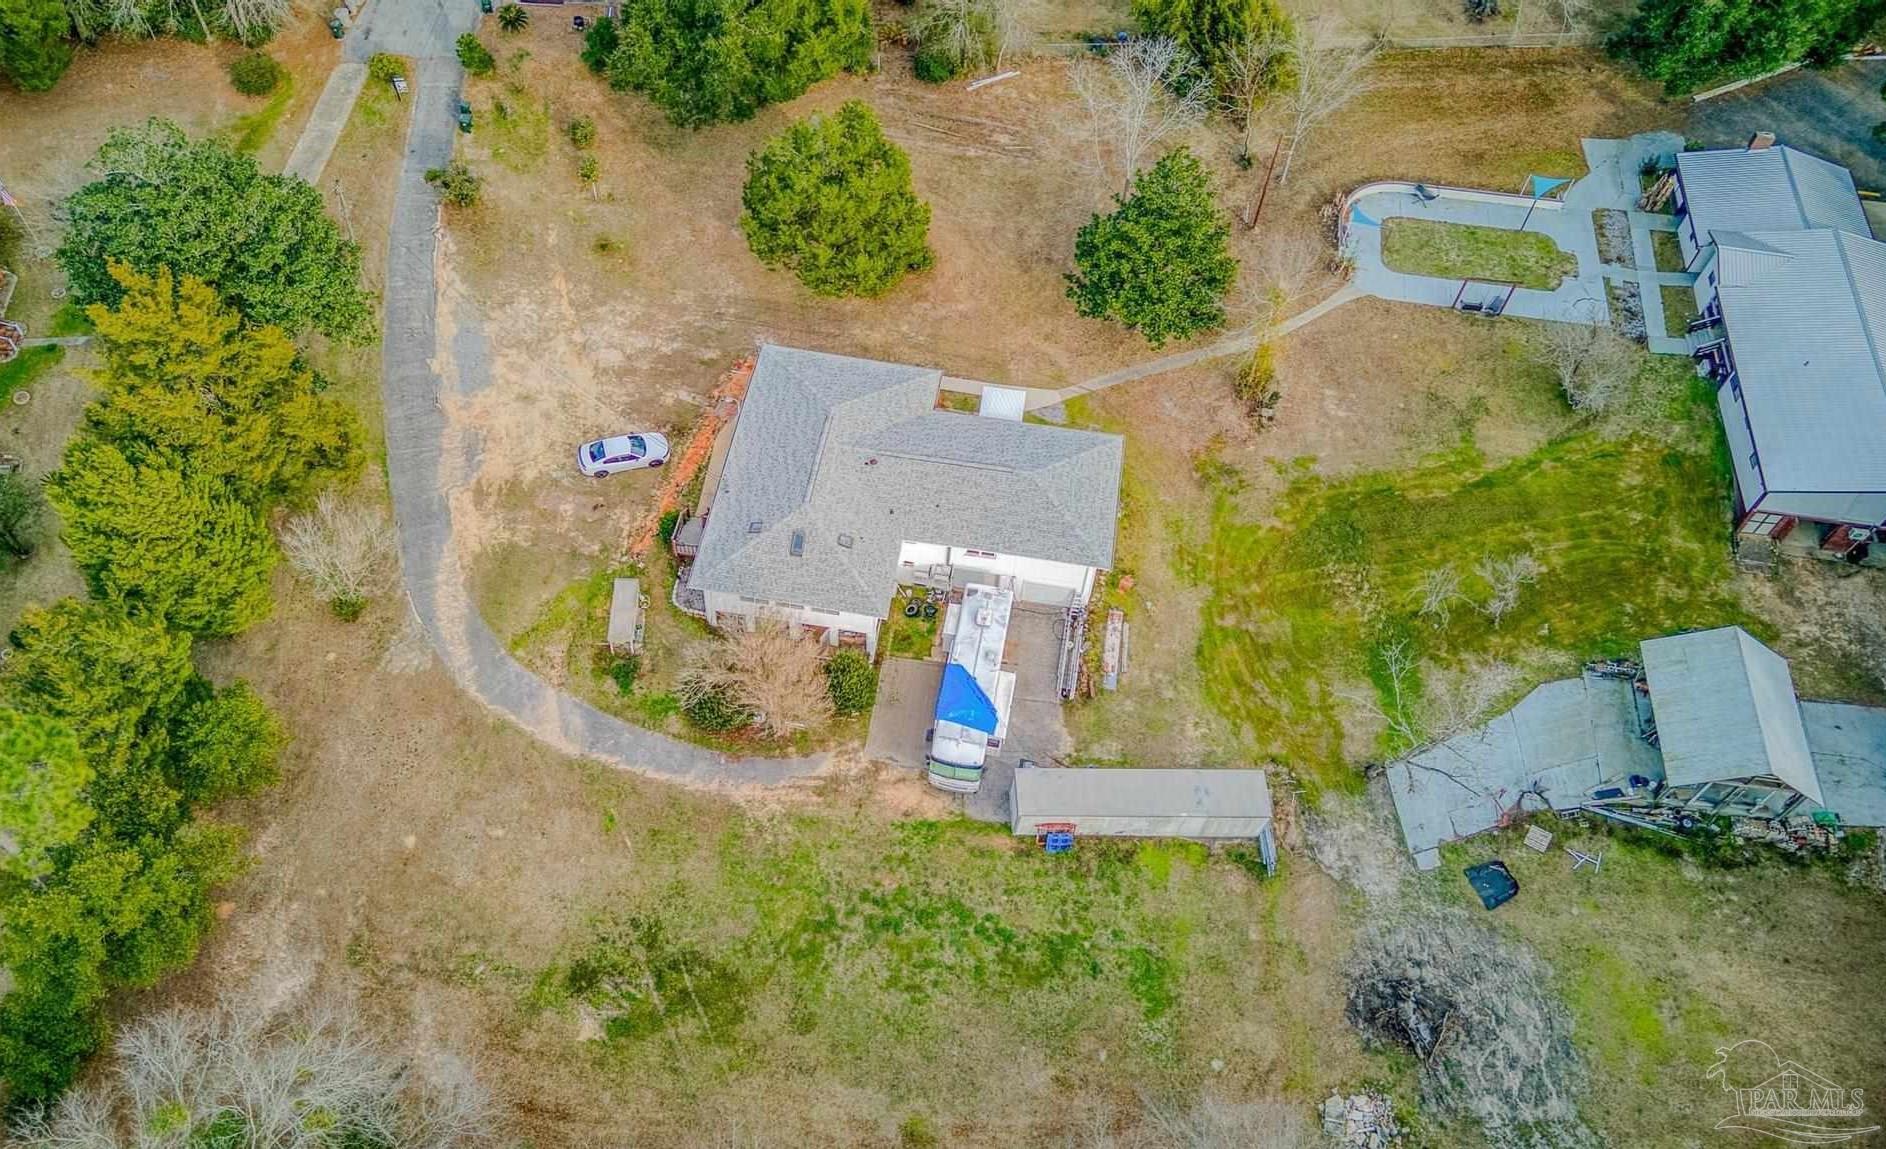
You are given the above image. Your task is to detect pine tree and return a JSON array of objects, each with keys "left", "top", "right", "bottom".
[
  {"left": 602, "top": 0, "right": 873, "bottom": 126},
  {"left": 0, "top": 0, "right": 74, "bottom": 92},
  {"left": 1067, "top": 148, "right": 1237, "bottom": 348},
  {"left": 84, "top": 265, "right": 362, "bottom": 501},
  {"left": 1133, "top": 0, "right": 1289, "bottom": 92},
  {"left": 46, "top": 440, "right": 278, "bottom": 638},
  {"left": 741, "top": 101, "right": 934, "bottom": 297}
]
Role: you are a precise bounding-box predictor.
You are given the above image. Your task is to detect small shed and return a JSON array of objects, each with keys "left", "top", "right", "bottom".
[
  {"left": 1010, "top": 767, "right": 1274, "bottom": 841},
  {"left": 607, "top": 578, "right": 644, "bottom": 654},
  {"left": 1642, "top": 626, "right": 1823, "bottom": 815}
]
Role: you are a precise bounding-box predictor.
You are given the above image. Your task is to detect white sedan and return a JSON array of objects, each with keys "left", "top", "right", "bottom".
[{"left": 576, "top": 433, "right": 670, "bottom": 477}]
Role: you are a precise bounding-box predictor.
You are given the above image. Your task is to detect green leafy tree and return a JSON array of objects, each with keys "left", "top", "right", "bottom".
[
  {"left": 427, "top": 160, "right": 483, "bottom": 207},
  {"left": 0, "top": 471, "right": 43, "bottom": 559},
  {"left": 457, "top": 31, "right": 495, "bottom": 74},
  {"left": 46, "top": 439, "right": 278, "bottom": 638},
  {"left": 823, "top": 648, "right": 877, "bottom": 715},
  {"left": 57, "top": 121, "right": 373, "bottom": 342},
  {"left": 0, "top": 709, "right": 91, "bottom": 880},
  {"left": 581, "top": 13, "right": 619, "bottom": 71},
  {"left": 741, "top": 101, "right": 933, "bottom": 297},
  {"left": 166, "top": 682, "right": 283, "bottom": 807},
  {"left": 1134, "top": 0, "right": 1290, "bottom": 89},
  {"left": 601, "top": 0, "right": 872, "bottom": 126},
  {"left": 84, "top": 265, "right": 362, "bottom": 501},
  {"left": 1613, "top": 0, "right": 1886, "bottom": 91},
  {"left": 0, "top": 0, "right": 75, "bottom": 92},
  {"left": 497, "top": 2, "right": 529, "bottom": 30},
  {"left": 0, "top": 826, "right": 244, "bottom": 1101},
  {"left": 1066, "top": 148, "right": 1236, "bottom": 348}
]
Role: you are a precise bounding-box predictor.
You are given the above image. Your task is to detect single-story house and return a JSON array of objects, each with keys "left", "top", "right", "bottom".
[
  {"left": 1387, "top": 626, "right": 1886, "bottom": 868},
  {"left": 1673, "top": 137, "right": 1886, "bottom": 555},
  {"left": 683, "top": 346, "right": 1124, "bottom": 653},
  {"left": 1010, "top": 767, "right": 1277, "bottom": 865}
]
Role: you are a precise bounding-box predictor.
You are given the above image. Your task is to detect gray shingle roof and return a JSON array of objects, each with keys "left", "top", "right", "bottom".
[
  {"left": 1713, "top": 228, "right": 1886, "bottom": 494},
  {"left": 1641, "top": 627, "right": 1822, "bottom": 804},
  {"left": 1677, "top": 145, "right": 1868, "bottom": 241},
  {"left": 688, "top": 346, "right": 1124, "bottom": 618}
]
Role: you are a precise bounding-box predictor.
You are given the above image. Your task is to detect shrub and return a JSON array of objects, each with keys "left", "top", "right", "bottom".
[
  {"left": 913, "top": 43, "right": 957, "bottom": 82},
  {"left": 657, "top": 508, "right": 681, "bottom": 545},
  {"left": 228, "top": 51, "right": 283, "bottom": 96},
  {"left": 456, "top": 32, "right": 496, "bottom": 75},
  {"left": 683, "top": 685, "right": 751, "bottom": 732},
  {"left": 0, "top": 471, "right": 43, "bottom": 560},
  {"left": 581, "top": 14, "right": 619, "bottom": 72},
  {"left": 497, "top": 2, "right": 530, "bottom": 31},
  {"left": 1067, "top": 147, "right": 1237, "bottom": 347},
  {"left": 1462, "top": 0, "right": 1499, "bottom": 20},
  {"left": 0, "top": 0, "right": 75, "bottom": 92},
  {"left": 568, "top": 114, "right": 598, "bottom": 148},
  {"left": 608, "top": 654, "right": 640, "bottom": 694},
  {"left": 1233, "top": 341, "right": 1280, "bottom": 423},
  {"left": 1873, "top": 121, "right": 1886, "bottom": 142},
  {"left": 368, "top": 52, "right": 406, "bottom": 82},
  {"left": 824, "top": 648, "right": 877, "bottom": 715},
  {"left": 578, "top": 154, "right": 600, "bottom": 185},
  {"left": 741, "top": 101, "right": 934, "bottom": 297},
  {"left": 426, "top": 160, "right": 483, "bottom": 207}
]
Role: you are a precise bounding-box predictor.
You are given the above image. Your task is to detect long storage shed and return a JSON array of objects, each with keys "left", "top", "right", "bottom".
[{"left": 1009, "top": 767, "right": 1274, "bottom": 840}]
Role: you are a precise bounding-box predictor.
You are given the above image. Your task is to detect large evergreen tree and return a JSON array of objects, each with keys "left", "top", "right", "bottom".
[
  {"left": 0, "top": 0, "right": 73, "bottom": 92},
  {"left": 1613, "top": 0, "right": 1886, "bottom": 91},
  {"left": 741, "top": 101, "right": 934, "bottom": 298},
  {"left": 1067, "top": 148, "right": 1237, "bottom": 348},
  {"left": 1133, "top": 0, "right": 1289, "bottom": 91},
  {"left": 57, "top": 121, "right": 374, "bottom": 342},
  {"left": 85, "top": 265, "right": 363, "bottom": 501},
  {"left": 46, "top": 438, "right": 278, "bottom": 638},
  {"left": 0, "top": 709, "right": 91, "bottom": 880},
  {"left": 601, "top": 0, "right": 873, "bottom": 125}
]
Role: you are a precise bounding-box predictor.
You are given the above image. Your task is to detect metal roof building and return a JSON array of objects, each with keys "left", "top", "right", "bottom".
[
  {"left": 1641, "top": 626, "right": 1822, "bottom": 806},
  {"left": 1675, "top": 141, "right": 1886, "bottom": 535},
  {"left": 1010, "top": 767, "right": 1274, "bottom": 840}
]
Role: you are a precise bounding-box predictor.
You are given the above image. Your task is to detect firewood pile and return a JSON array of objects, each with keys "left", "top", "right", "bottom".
[{"left": 1319, "top": 1091, "right": 1402, "bottom": 1148}]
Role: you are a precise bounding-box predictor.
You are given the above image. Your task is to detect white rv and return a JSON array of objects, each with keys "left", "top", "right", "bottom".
[{"left": 925, "top": 583, "right": 1017, "bottom": 793}]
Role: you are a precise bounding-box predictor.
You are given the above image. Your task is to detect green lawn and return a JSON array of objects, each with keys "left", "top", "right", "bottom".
[
  {"left": 225, "top": 73, "right": 297, "bottom": 155},
  {"left": 1650, "top": 229, "right": 1686, "bottom": 273},
  {"left": 882, "top": 589, "right": 941, "bottom": 659},
  {"left": 1661, "top": 284, "right": 1696, "bottom": 338},
  {"left": 1183, "top": 375, "right": 1753, "bottom": 790},
  {"left": 0, "top": 344, "right": 63, "bottom": 404},
  {"left": 1381, "top": 218, "right": 1581, "bottom": 291}
]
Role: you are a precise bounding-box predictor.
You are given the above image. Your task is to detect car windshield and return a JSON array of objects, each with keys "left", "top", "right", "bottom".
[
  {"left": 586, "top": 441, "right": 607, "bottom": 463},
  {"left": 627, "top": 435, "right": 646, "bottom": 457}
]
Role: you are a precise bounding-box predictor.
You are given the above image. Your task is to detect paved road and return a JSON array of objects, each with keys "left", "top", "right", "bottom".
[{"left": 375, "top": 9, "right": 825, "bottom": 786}]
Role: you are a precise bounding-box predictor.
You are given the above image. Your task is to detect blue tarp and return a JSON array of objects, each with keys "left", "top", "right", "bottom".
[
  {"left": 937, "top": 661, "right": 999, "bottom": 734},
  {"left": 1527, "top": 175, "right": 1572, "bottom": 199}
]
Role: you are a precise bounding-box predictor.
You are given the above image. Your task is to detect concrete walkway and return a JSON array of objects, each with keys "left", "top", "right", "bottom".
[
  {"left": 374, "top": 5, "right": 824, "bottom": 785},
  {"left": 282, "top": 61, "right": 367, "bottom": 184},
  {"left": 1340, "top": 132, "right": 1695, "bottom": 351}
]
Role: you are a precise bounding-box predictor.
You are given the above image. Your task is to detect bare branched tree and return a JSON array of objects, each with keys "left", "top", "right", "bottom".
[
  {"left": 280, "top": 492, "right": 397, "bottom": 618},
  {"left": 1347, "top": 909, "right": 1598, "bottom": 1149},
  {"left": 1522, "top": 319, "right": 1640, "bottom": 416},
  {"left": 1278, "top": 19, "right": 1376, "bottom": 185},
  {"left": 9, "top": 998, "right": 496, "bottom": 1149},
  {"left": 921, "top": 0, "right": 997, "bottom": 75},
  {"left": 1217, "top": 27, "right": 1292, "bottom": 165},
  {"left": 61, "top": 0, "right": 291, "bottom": 40},
  {"left": 1474, "top": 552, "right": 1542, "bottom": 627},
  {"left": 1416, "top": 565, "right": 1465, "bottom": 626},
  {"left": 1071, "top": 37, "right": 1210, "bottom": 195},
  {"left": 679, "top": 616, "right": 834, "bottom": 739}
]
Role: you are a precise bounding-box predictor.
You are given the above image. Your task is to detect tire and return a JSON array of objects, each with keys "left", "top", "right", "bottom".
[
  {"left": 648, "top": 458, "right": 665, "bottom": 468},
  {"left": 592, "top": 469, "right": 610, "bottom": 478}
]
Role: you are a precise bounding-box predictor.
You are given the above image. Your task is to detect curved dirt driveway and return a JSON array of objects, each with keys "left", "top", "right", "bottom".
[{"left": 376, "top": 29, "right": 825, "bottom": 787}]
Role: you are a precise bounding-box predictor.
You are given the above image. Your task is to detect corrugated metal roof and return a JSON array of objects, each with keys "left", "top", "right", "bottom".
[
  {"left": 1011, "top": 767, "right": 1271, "bottom": 823},
  {"left": 688, "top": 346, "right": 1123, "bottom": 617},
  {"left": 1641, "top": 627, "right": 1822, "bottom": 804},
  {"left": 1676, "top": 145, "right": 1868, "bottom": 240},
  {"left": 1714, "top": 229, "right": 1886, "bottom": 494}
]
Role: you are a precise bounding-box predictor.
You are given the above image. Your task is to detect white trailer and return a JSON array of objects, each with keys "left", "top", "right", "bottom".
[
  {"left": 925, "top": 583, "right": 1016, "bottom": 793},
  {"left": 1010, "top": 767, "right": 1278, "bottom": 870}
]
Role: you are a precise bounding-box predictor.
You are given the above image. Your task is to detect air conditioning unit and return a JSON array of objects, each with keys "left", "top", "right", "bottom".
[{"left": 975, "top": 607, "right": 993, "bottom": 628}]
